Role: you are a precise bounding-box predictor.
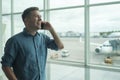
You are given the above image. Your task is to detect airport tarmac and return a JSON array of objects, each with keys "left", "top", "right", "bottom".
[
  {"left": 49, "top": 37, "right": 120, "bottom": 66},
  {"left": 48, "top": 37, "right": 120, "bottom": 80}
]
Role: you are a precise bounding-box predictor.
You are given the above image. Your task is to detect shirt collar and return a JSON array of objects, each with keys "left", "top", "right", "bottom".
[{"left": 23, "top": 28, "right": 39, "bottom": 37}]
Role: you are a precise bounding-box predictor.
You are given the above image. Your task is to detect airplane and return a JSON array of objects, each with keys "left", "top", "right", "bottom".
[
  {"left": 95, "top": 39, "right": 120, "bottom": 55},
  {"left": 94, "top": 38, "right": 120, "bottom": 64},
  {"left": 79, "top": 36, "right": 120, "bottom": 55},
  {"left": 79, "top": 37, "right": 120, "bottom": 64},
  {"left": 107, "top": 32, "right": 120, "bottom": 38},
  {"left": 94, "top": 31, "right": 120, "bottom": 55}
]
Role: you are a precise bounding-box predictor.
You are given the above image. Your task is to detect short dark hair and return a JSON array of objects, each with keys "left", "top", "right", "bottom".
[{"left": 22, "top": 7, "right": 39, "bottom": 21}]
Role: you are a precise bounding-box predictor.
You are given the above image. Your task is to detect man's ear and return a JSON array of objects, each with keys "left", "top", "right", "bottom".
[
  {"left": 24, "top": 18, "right": 27, "bottom": 22},
  {"left": 24, "top": 18, "right": 29, "bottom": 26}
]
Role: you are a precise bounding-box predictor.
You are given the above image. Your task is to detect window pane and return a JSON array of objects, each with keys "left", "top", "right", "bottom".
[
  {"left": 49, "top": 64, "right": 84, "bottom": 80},
  {"left": 90, "top": 4, "right": 120, "bottom": 66},
  {"left": 49, "top": 8, "right": 84, "bottom": 62},
  {"left": 50, "top": 0, "right": 84, "bottom": 8},
  {"left": 90, "top": 0, "right": 119, "bottom": 4},
  {"left": 90, "top": 69, "right": 120, "bottom": 80},
  {"left": 2, "top": 0, "right": 11, "bottom": 14},
  {"left": 14, "top": 14, "right": 24, "bottom": 34},
  {"left": 14, "top": 0, "right": 43, "bottom": 13},
  {"left": 2, "top": 15, "right": 11, "bottom": 47}
]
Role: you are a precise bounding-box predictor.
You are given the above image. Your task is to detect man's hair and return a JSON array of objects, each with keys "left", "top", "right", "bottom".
[{"left": 22, "top": 7, "right": 39, "bottom": 21}]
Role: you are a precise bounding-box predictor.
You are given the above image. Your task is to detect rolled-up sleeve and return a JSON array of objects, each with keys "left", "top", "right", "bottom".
[
  {"left": 45, "top": 35, "right": 58, "bottom": 51},
  {"left": 1, "top": 37, "right": 18, "bottom": 67}
]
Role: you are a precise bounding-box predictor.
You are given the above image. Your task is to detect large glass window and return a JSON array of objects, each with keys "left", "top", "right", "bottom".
[
  {"left": 49, "top": 8, "right": 84, "bottom": 62},
  {"left": 1, "top": 0, "right": 120, "bottom": 80},
  {"left": 90, "top": 4, "right": 120, "bottom": 66}
]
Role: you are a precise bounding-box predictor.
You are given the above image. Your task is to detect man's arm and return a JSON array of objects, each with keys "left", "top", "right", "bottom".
[
  {"left": 44, "top": 22, "right": 64, "bottom": 49},
  {"left": 49, "top": 28, "right": 64, "bottom": 49},
  {"left": 2, "top": 66, "right": 17, "bottom": 80}
]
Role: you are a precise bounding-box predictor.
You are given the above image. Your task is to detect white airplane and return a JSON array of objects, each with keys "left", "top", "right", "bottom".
[
  {"left": 93, "top": 32, "right": 120, "bottom": 55},
  {"left": 95, "top": 39, "right": 120, "bottom": 55},
  {"left": 79, "top": 36, "right": 120, "bottom": 55},
  {"left": 107, "top": 32, "right": 120, "bottom": 38}
]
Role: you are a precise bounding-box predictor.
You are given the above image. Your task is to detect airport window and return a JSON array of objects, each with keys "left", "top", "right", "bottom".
[
  {"left": 48, "top": 8, "right": 84, "bottom": 62},
  {"left": 90, "top": 4, "right": 120, "bottom": 66},
  {"left": 1, "top": 0, "right": 120, "bottom": 80}
]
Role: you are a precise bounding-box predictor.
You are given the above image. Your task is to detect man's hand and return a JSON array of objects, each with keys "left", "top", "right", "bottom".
[
  {"left": 2, "top": 66, "right": 17, "bottom": 80},
  {"left": 42, "top": 22, "right": 53, "bottom": 30}
]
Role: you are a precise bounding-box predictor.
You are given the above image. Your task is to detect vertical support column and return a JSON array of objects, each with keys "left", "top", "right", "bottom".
[
  {"left": 0, "top": 0, "right": 4, "bottom": 79},
  {"left": 43, "top": 0, "right": 48, "bottom": 21},
  {"left": 84, "top": 0, "right": 90, "bottom": 80},
  {"left": 0, "top": 0, "right": 2, "bottom": 55},
  {"left": 43, "top": 0, "right": 51, "bottom": 80},
  {"left": 11, "top": 0, "right": 14, "bottom": 36},
  {"left": 44, "top": 0, "right": 51, "bottom": 80}
]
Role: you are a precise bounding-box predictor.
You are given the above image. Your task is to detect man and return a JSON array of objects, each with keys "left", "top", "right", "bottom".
[{"left": 1, "top": 7, "right": 64, "bottom": 80}]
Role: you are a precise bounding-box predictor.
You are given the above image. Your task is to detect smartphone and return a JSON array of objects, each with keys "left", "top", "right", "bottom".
[{"left": 41, "top": 23, "right": 45, "bottom": 29}]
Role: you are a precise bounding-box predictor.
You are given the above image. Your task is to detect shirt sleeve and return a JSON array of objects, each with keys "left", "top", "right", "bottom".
[
  {"left": 1, "top": 37, "right": 18, "bottom": 67},
  {"left": 45, "top": 35, "right": 59, "bottom": 51}
]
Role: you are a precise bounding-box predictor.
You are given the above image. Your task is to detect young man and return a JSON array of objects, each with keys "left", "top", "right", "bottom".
[{"left": 1, "top": 7, "right": 64, "bottom": 80}]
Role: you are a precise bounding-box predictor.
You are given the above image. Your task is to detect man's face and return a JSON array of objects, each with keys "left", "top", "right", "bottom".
[{"left": 26, "top": 10, "right": 42, "bottom": 30}]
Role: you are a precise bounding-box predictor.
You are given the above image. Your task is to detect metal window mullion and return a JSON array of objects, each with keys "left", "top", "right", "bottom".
[
  {"left": 0, "top": 0, "right": 2, "bottom": 55},
  {"left": 89, "top": 1, "right": 120, "bottom": 7},
  {"left": 11, "top": 0, "right": 14, "bottom": 36},
  {"left": 43, "top": 0, "right": 48, "bottom": 21},
  {"left": 45, "top": 0, "right": 51, "bottom": 80},
  {"left": 84, "top": 0, "right": 90, "bottom": 80}
]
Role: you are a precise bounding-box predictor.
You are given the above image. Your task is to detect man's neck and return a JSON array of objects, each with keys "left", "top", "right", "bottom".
[{"left": 26, "top": 28, "right": 37, "bottom": 36}]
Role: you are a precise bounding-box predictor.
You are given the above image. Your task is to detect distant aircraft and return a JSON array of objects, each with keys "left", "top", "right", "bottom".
[
  {"left": 107, "top": 32, "right": 120, "bottom": 38},
  {"left": 95, "top": 39, "right": 120, "bottom": 55},
  {"left": 79, "top": 36, "right": 120, "bottom": 56}
]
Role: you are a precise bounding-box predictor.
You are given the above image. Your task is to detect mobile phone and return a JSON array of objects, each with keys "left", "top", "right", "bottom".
[{"left": 41, "top": 23, "right": 45, "bottom": 29}]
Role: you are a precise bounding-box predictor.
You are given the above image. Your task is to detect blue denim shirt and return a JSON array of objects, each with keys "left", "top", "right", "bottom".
[{"left": 1, "top": 28, "right": 58, "bottom": 80}]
